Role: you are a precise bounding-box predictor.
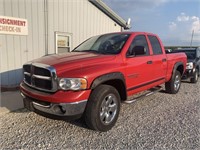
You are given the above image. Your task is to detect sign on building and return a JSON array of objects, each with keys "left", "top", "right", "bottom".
[{"left": 0, "top": 16, "right": 28, "bottom": 35}]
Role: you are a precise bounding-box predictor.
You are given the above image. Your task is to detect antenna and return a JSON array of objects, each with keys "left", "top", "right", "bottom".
[
  {"left": 190, "top": 30, "right": 194, "bottom": 47},
  {"left": 127, "top": 18, "right": 131, "bottom": 25},
  {"left": 125, "top": 18, "right": 131, "bottom": 30}
]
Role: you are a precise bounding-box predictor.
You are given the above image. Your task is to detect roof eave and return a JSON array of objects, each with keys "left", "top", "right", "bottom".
[{"left": 89, "top": 0, "right": 131, "bottom": 30}]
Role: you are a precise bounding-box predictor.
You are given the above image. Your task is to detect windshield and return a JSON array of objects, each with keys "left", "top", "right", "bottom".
[{"left": 73, "top": 33, "right": 130, "bottom": 54}]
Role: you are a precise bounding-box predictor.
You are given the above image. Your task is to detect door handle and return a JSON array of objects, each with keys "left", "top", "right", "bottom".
[
  {"left": 147, "top": 61, "right": 153, "bottom": 64},
  {"left": 162, "top": 58, "right": 167, "bottom": 62}
]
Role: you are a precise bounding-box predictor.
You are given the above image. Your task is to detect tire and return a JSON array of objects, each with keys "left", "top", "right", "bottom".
[
  {"left": 190, "top": 69, "right": 198, "bottom": 83},
  {"left": 165, "top": 70, "right": 181, "bottom": 94},
  {"left": 84, "top": 85, "right": 120, "bottom": 132}
]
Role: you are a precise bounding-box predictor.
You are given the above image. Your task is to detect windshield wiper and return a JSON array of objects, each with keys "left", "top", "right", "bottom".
[
  {"left": 73, "top": 50, "right": 103, "bottom": 54},
  {"left": 73, "top": 49, "right": 113, "bottom": 55},
  {"left": 82, "top": 50, "right": 100, "bottom": 53}
]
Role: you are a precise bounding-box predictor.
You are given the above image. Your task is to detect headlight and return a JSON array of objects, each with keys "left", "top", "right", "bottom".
[
  {"left": 59, "top": 78, "right": 87, "bottom": 91},
  {"left": 186, "top": 62, "right": 193, "bottom": 69}
]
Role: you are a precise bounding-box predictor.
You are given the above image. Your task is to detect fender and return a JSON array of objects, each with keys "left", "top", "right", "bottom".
[
  {"left": 90, "top": 72, "right": 126, "bottom": 89},
  {"left": 172, "top": 62, "right": 184, "bottom": 76}
]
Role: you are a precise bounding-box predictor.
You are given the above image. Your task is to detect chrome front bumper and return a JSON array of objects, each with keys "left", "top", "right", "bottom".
[
  {"left": 182, "top": 69, "right": 195, "bottom": 79},
  {"left": 21, "top": 93, "right": 87, "bottom": 119}
]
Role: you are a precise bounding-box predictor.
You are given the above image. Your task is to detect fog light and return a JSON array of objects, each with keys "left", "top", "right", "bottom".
[
  {"left": 59, "top": 105, "right": 66, "bottom": 113},
  {"left": 53, "top": 105, "right": 66, "bottom": 114}
]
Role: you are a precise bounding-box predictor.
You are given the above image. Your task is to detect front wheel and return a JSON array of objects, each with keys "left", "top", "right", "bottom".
[
  {"left": 190, "top": 69, "right": 199, "bottom": 83},
  {"left": 84, "top": 85, "right": 120, "bottom": 132},
  {"left": 165, "top": 70, "right": 181, "bottom": 94}
]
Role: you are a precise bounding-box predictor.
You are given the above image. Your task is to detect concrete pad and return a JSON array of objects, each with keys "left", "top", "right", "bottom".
[
  {"left": 0, "top": 90, "right": 24, "bottom": 112},
  {"left": 0, "top": 107, "right": 10, "bottom": 116}
]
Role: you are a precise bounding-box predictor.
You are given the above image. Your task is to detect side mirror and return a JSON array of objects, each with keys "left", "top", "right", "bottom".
[{"left": 129, "top": 46, "right": 146, "bottom": 56}]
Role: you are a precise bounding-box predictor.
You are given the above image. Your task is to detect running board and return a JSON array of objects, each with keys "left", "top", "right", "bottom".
[{"left": 124, "top": 86, "right": 162, "bottom": 104}]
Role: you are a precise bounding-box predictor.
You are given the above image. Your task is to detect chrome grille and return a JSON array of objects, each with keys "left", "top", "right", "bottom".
[{"left": 23, "top": 63, "right": 57, "bottom": 92}]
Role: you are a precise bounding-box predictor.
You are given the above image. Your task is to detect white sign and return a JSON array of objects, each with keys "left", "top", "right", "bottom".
[{"left": 0, "top": 16, "right": 28, "bottom": 35}]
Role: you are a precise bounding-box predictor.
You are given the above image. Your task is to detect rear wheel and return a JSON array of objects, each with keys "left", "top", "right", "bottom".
[
  {"left": 84, "top": 85, "right": 120, "bottom": 132},
  {"left": 190, "top": 69, "right": 198, "bottom": 83},
  {"left": 165, "top": 70, "right": 181, "bottom": 94}
]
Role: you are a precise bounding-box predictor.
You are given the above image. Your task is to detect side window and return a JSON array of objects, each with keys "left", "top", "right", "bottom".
[
  {"left": 127, "top": 35, "right": 150, "bottom": 56},
  {"left": 148, "top": 35, "right": 163, "bottom": 55},
  {"left": 197, "top": 48, "right": 200, "bottom": 58}
]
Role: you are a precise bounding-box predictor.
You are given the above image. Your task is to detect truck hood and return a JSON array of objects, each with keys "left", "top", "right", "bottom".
[{"left": 31, "top": 52, "right": 116, "bottom": 74}]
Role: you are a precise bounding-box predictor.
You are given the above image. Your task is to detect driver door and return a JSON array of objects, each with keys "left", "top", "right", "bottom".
[{"left": 125, "top": 35, "right": 154, "bottom": 94}]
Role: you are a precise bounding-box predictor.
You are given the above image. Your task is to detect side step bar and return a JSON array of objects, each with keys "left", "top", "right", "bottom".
[{"left": 124, "top": 86, "right": 162, "bottom": 104}]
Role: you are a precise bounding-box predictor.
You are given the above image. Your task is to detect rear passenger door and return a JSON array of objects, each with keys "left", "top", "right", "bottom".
[{"left": 147, "top": 35, "right": 167, "bottom": 80}]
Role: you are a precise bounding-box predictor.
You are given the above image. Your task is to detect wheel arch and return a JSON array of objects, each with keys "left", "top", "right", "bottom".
[
  {"left": 196, "top": 65, "right": 200, "bottom": 75},
  {"left": 173, "top": 62, "right": 185, "bottom": 76},
  {"left": 90, "top": 72, "right": 127, "bottom": 101}
]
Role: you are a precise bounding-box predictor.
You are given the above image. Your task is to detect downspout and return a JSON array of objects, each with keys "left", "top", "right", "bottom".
[{"left": 44, "top": 0, "right": 48, "bottom": 55}]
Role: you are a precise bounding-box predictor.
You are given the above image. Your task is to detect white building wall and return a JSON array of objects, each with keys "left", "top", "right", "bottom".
[
  {"left": 0, "top": 0, "right": 45, "bottom": 87},
  {"left": 47, "top": 0, "right": 121, "bottom": 54},
  {"left": 0, "top": 0, "right": 122, "bottom": 87}
]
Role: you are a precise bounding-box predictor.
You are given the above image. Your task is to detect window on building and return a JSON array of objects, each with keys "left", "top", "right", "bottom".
[
  {"left": 148, "top": 35, "right": 163, "bottom": 55},
  {"left": 55, "top": 32, "right": 72, "bottom": 54}
]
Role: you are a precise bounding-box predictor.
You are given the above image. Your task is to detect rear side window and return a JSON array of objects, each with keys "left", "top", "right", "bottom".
[{"left": 148, "top": 35, "right": 163, "bottom": 55}]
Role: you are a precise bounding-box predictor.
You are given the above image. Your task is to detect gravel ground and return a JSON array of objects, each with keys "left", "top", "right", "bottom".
[{"left": 0, "top": 81, "right": 200, "bottom": 149}]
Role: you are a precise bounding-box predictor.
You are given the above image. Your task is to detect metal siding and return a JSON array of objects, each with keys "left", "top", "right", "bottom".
[
  {"left": 38, "top": 1, "right": 45, "bottom": 57},
  {"left": 12, "top": 0, "right": 21, "bottom": 70},
  {"left": 0, "top": 0, "right": 6, "bottom": 77},
  {"left": 0, "top": 0, "right": 3, "bottom": 15},
  {"left": 71, "top": 1, "right": 78, "bottom": 47},
  {"left": 4, "top": 0, "right": 16, "bottom": 85},
  {"left": 47, "top": 0, "right": 54, "bottom": 54},
  {"left": 25, "top": 0, "right": 33, "bottom": 61},
  {"left": 1, "top": 0, "right": 45, "bottom": 87},
  {"left": 32, "top": 1, "right": 38, "bottom": 59},
  {"left": 0, "top": 35, "right": 9, "bottom": 85},
  {"left": 58, "top": 0, "right": 64, "bottom": 32},
  {"left": 19, "top": 0, "right": 28, "bottom": 65},
  {"left": 79, "top": 0, "right": 84, "bottom": 43},
  {"left": 47, "top": 0, "right": 121, "bottom": 54},
  {"left": 53, "top": 0, "right": 59, "bottom": 31}
]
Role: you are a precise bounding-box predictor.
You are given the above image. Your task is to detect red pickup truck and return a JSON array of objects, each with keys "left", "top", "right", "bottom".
[{"left": 20, "top": 32, "right": 187, "bottom": 131}]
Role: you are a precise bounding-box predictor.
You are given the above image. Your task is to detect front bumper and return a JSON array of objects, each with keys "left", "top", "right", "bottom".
[
  {"left": 20, "top": 82, "right": 91, "bottom": 119},
  {"left": 182, "top": 68, "right": 196, "bottom": 79},
  {"left": 21, "top": 93, "right": 87, "bottom": 120}
]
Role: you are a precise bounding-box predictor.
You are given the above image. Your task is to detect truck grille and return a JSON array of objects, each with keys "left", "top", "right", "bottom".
[{"left": 23, "top": 63, "right": 57, "bottom": 92}]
